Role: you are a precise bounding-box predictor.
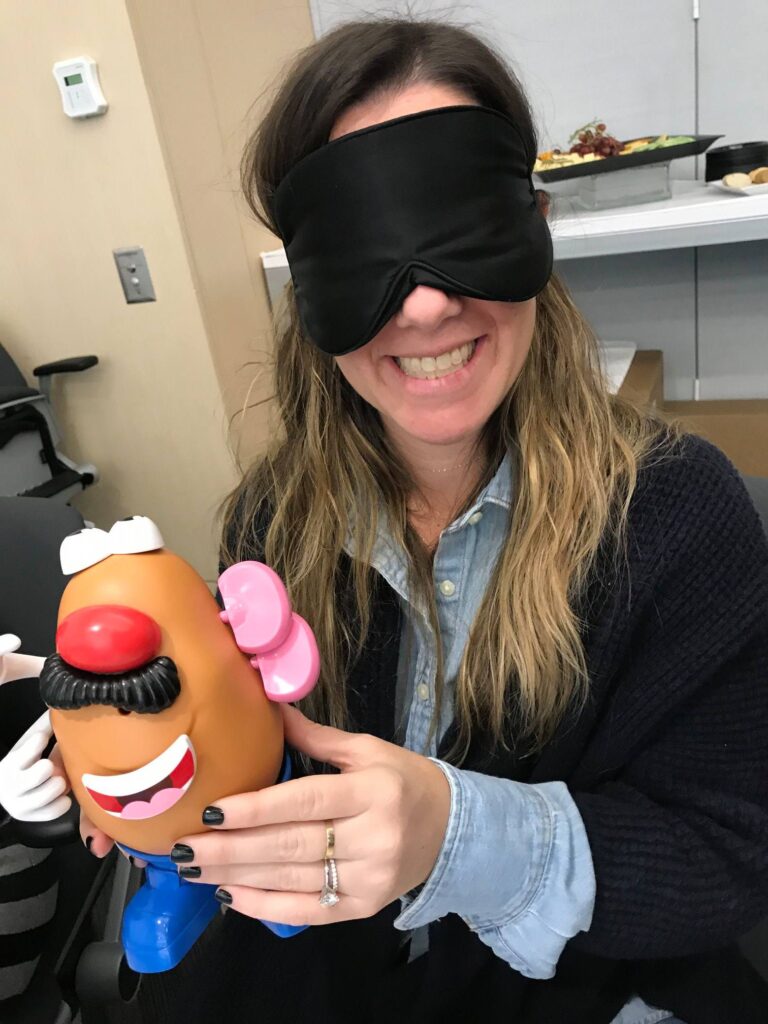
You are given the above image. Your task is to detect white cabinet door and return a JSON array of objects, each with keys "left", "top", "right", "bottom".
[{"left": 699, "top": 6, "right": 768, "bottom": 151}]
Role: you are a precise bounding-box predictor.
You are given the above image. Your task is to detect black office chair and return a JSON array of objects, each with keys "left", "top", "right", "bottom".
[
  {"left": 0, "top": 497, "right": 140, "bottom": 1024},
  {"left": 0, "top": 342, "right": 99, "bottom": 502}
]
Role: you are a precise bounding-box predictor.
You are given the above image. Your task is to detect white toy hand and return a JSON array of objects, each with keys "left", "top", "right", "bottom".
[
  {"left": 0, "top": 633, "right": 46, "bottom": 687},
  {"left": 0, "top": 710, "right": 72, "bottom": 821},
  {"left": 0, "top": 634, "right": 21, "bottom": 685}
]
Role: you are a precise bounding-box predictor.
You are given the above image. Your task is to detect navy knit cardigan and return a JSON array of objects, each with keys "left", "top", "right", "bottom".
[{"left": 157, "top": 432, "right": 768, "bottom": 1024}]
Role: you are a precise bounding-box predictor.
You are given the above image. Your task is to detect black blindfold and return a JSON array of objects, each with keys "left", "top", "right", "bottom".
[
  {"left": 271, "top": 105, "right": 553, "bottom": 356},
  {"left": 40, "top": 654, "right": 180, "bottom": 714}
]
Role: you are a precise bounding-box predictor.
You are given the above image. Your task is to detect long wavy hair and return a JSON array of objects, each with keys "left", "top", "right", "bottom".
[{"left": 223, "top": 16, "right": 686, "bottom": 759}]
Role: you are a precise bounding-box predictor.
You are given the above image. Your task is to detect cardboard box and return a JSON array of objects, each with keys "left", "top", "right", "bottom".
[
  {"left": 617, "top": 349, "right": 768, "bottom": 478},
  {"left": 663, "top": 399, "right": 768, "bottom": 478},
  {"left": 618, "top": 349, "right": 664, "bottom": 410}
]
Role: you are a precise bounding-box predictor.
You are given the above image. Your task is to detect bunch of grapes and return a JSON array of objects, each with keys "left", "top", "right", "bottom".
[{"left": 555, "top": 120, "right": 623, "bottom": 159}]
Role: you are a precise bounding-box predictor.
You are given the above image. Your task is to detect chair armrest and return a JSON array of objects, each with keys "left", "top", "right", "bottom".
[
  {"left": 0, "top": 800, "right": 81, "bottom": 847},
  {"left": 33, "top": 356, "right": 98, "bottom": 377}
]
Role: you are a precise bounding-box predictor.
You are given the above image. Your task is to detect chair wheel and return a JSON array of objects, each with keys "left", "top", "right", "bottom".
[{"left": 75, "top": 940, "right": 141, "bottom": 1004}]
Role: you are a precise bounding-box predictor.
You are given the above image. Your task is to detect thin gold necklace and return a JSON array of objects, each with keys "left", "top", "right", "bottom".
[{"left": 423, "top": 455, "right": 477, "bottom": 474}]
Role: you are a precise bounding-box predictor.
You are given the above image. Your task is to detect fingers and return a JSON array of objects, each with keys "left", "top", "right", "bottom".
[
  {"left": 114, "top": 843, "right": 147, "bottom": 870},
  {"left": 280, "top": 705, "right": 367, "bottom": 770},
  {"left": 9, "top": 712, "right": 53, "bottom": 765},
  {"left": 179, "top": 858, "right": 382, "bottom": 896},
  {"left": 0, "top": 634, "right": 21, "bottom": 658},
  {"left": 213, "top": 886, "right": 368, "bottom": 928},
  {"left": 0, "top": 642, "right": 45, "bottom": 687},
  {"left": 0, "top": 713, "right": 72, "bottom": 821},
  {"left": 175, "top": 818, "right": 363, "bottom": 866},
  {"left": 199, "top": 772, "right": 367, "bottom": 832},
  {"left": 79, "top": 810, "right": 114, "bottom": 859},
  {"left": 181, "top": 860, "right": 327, "bottom": 892},
  {"left": 13, "top": 755, "right": 55, "bottom": 792},
  {"left": 19, "top": 793, "right": 72, "bottom": 821},
  {"left": 12, "top": 774, "right": 69, "bottom": 817},
  {"left": 5, "top": 732, "right": 50, "bottom": 777},
  {"left": 47, "top": 745, "right": 70, "bottom": 785}
]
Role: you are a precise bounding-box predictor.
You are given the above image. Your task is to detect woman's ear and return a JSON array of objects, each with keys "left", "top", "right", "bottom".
[{"left": 535, "top": 188, "right": 551, "bottom": 220}]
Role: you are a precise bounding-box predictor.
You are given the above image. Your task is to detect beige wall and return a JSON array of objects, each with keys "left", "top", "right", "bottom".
[
  {"left": 126, "top": 1, "right": 316, "bottom": 460},
  {"left": 1, "top": 1, "right": 316, "bottom": 582}
]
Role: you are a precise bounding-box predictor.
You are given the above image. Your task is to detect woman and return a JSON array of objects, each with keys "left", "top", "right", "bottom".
[{"left": 46, "top": 15, "right": 768, "bottom": 1024}]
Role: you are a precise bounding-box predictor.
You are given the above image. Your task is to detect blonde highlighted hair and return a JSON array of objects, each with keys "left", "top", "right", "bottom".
[{"left": 223, "top": 17, "right": 686, "bottom": 758}]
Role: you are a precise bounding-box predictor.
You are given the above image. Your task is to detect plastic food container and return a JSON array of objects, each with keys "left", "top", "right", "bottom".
[{"left": 705, "top": 141, "right": 768, "bottom": 182}]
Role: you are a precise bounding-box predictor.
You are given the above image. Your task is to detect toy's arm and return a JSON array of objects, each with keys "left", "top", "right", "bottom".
[
  {"left": 0, "top": 633, "right": 46, "bottom": 686},
  {"left": 217, "top": 562, "right": 320, "bottom": 702},
  {"left": 0, "top": 634, "right": 79, "bottom": 844},
  {"left": 0, "top": 710, "right": 72, "bottom": 822}
]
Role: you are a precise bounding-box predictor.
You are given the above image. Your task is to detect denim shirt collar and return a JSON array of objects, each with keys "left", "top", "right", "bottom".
[{"left": 344, "top": 450, "right": 515, "bottom": 596}]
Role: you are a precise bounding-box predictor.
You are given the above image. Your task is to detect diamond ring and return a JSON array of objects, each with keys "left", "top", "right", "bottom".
[{"left": 319, "top": 856, "right": 339, "bottom": 907}]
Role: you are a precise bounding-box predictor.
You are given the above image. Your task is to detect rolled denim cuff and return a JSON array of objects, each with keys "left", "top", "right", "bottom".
[{"left": 394, "top": 762, "right": 595, "bottom": 979}]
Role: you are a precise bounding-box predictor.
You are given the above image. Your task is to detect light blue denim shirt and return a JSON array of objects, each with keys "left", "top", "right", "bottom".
[{"left": 345, "top": 452, "right": 675, "bottom": 1024}]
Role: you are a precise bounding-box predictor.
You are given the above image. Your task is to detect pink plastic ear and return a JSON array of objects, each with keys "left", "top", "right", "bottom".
[
  {"left": 250, "top": 615, "right": 319, "bottom": 702},
  {"left": 218, "top": 562, "right": 292, "bottom": 655},
  {"left": 218, "top": 561, "right": 319, "bottom": 702}
]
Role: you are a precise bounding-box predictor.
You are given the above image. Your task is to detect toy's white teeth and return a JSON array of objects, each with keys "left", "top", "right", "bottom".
[
  {"left": 395, "top": 340, "right": 477, "bottom": 379},
  {"left": 83, "top": 734, "right": 192, "bottom": 798}
]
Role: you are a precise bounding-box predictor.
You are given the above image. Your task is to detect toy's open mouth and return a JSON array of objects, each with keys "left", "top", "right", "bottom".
[{"left": 83, "top": 734, "right": 196, "bottom": 821}]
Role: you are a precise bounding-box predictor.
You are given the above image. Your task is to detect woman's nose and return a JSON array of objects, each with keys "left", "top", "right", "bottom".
[{"left": 395, "top": 285, "right": 463, "bottom": 331}]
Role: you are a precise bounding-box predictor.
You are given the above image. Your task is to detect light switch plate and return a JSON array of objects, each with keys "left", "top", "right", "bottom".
[{"left": 113, "top": 247, "right": 156, "bottom": 303}]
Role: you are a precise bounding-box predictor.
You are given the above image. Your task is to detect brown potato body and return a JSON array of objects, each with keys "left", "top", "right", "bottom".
[{"left": 50, "top": 551, "right": 283, "bottom": 854}]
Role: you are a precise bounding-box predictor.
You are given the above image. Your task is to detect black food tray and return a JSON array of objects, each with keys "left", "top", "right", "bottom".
[{"left": 534, "top": 134, "right": 722, "bottom": 182}]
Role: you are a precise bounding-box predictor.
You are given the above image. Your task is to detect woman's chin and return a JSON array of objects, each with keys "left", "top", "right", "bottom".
[{"left": 396, "top": 416, "right": 487, "bottom": 448}]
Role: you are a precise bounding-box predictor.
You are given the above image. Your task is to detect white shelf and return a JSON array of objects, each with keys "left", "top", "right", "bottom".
[
  {"left": 260, "top": 181, "right": 768, "bottom": 271},
  {"left": 550, "top": 180, "right": 768, "bottom": 260}
]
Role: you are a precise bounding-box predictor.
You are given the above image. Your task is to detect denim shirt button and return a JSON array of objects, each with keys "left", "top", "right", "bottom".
[
  {"left": 468, "top": 511, "right": 483, "bottom": 525},
  {"left": 438, "top": 579, "right": 456, "bottom": 597}
]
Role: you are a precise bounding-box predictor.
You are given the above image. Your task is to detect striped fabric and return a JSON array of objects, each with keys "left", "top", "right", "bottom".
[{"left": 0, "top": 834, "right": 58, "bottom": 1003}]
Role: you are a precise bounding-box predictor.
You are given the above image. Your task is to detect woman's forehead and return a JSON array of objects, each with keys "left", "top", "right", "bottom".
[{"left": 329, "top": 81, "right": 477, "bottom": 141}]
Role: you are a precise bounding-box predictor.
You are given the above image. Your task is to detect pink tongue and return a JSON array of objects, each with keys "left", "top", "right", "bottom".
[{"left": 120, "top": 787, "right": 186, "bottom": 820}]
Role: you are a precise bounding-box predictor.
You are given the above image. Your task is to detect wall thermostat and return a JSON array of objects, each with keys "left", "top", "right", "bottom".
[{"left": 52, "top": 57, "right": 108, "bottom": 119}]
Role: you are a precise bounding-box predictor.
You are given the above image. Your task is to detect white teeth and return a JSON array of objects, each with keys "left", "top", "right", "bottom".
[
  {"left": 83, "top": 734, "right": 193, "bottom": 797},
  {"left": 396, "top": 340, "right": 476, "bottom": 379}
]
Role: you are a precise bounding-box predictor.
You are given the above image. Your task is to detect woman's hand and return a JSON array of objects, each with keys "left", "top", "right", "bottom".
[
  {"left": 78, "top": 804, "right": 117, "bottom": 859},
  {"left": 172, "top": 704, "right": 451, "bottom": 925}
]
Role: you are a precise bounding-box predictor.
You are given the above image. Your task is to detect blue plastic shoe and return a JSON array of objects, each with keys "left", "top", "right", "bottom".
[
  {"left": 117, "top": 752, "right": 306, "bottom": 972},
  {"left": 118, "top": 846, "right": 220, "bottom": 973},
  {"left": 261, "top": 920, "right": 307, "bottom": 938}
]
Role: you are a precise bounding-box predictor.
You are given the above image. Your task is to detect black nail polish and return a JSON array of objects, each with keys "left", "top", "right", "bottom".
[
  {"left": 170, "top": 843, "right": 195, "bottom": 863},
  {"left": 202, "top": 805, "right": 224, "bottom": 825},
  {"left": 178, "top": 865, "right": 202, "bottom": 879},
  {"left": 85, "top": 835, "right": 94, "bottom": 853},
  {"left": 215, "top": 888, "right": 233, "bottom": 905}
]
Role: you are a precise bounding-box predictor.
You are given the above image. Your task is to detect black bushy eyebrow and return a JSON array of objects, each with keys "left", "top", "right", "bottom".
[{"left": 39, "top": 654, "right": 180, "bottom": 714}]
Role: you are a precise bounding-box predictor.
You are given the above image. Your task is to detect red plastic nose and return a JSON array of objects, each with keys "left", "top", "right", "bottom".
[{"left": 56, "top": 605, "right": 162, "bottom": 674}]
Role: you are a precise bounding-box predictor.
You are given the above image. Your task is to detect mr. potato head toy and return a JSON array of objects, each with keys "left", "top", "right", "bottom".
[{"left": 3, "top": 515, "right": 319, "bottom": 973}]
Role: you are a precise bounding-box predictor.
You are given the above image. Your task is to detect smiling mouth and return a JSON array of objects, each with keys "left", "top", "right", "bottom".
[
  {"left": 83, "top": 734, "right": 196, "bottom": 821},
  {"left": 393, "top": 337, "right": 483, "bottom": 379}
]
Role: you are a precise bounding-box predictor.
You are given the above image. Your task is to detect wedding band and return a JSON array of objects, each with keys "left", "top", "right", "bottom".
[
  {"left": 319, "top": 856, "right": 340, "bottom": 907},
  {"left": 324, "top": 822, "right": 335, "bottom": 860}
]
